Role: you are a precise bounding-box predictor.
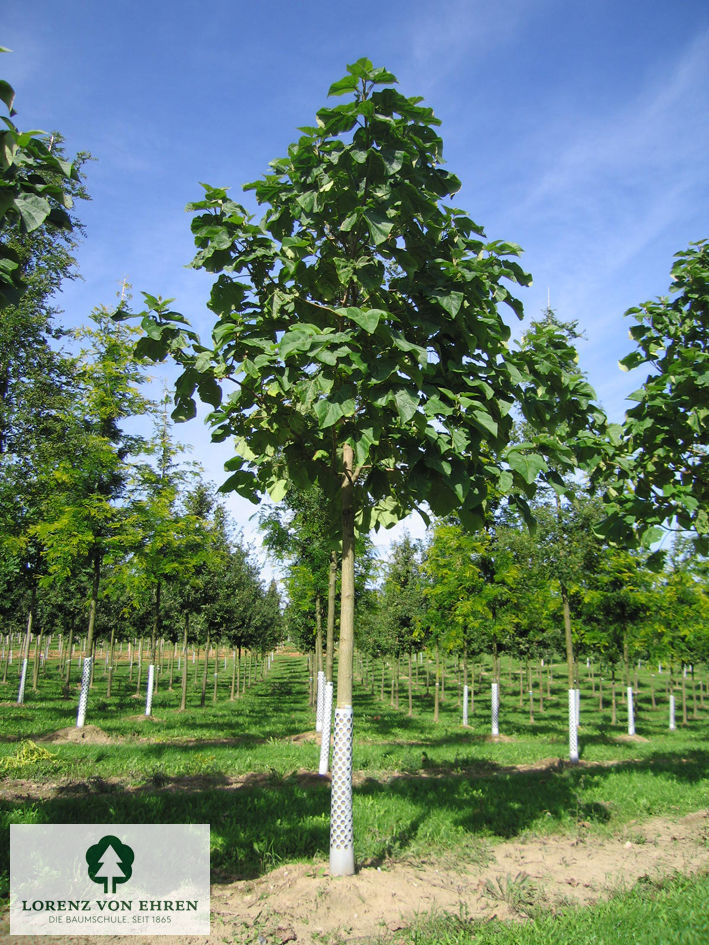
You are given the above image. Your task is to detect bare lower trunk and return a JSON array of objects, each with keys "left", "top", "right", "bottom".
[
  {"left": 17, "top": 595, "right": 35, "bottom": 705},
  {"left": 200, "top": 632, "right": 210, "bottom": 707},
  {"left": 64, "top": 626, "right": 74, "bottom": 685},
  {"left": 407, "top": 650, "right": 413, "bottom": 717},
  {"left": 180, "top": 614, "right": 189, "bottom": 711},
  {"left": 106, "top": 627, "right": 116, "bottom": 699},
  {"left": 562, "top": 585, "right": 574, "bottom": 689},
  {"left": 135, "top": 638, "right": 143, "bottom": 695},
  {"left": 315, "top": 594, "right": 323, "bottom": 678},
  {"left": 169, "top": 641, "right": 176, "bottom": 691},
  {"left": 330, "top": 442, "right": 355, "bottom": 876},
  {"left": 32, "top": 626, "right": 44, "bottom": 691},
  {"left": 434, "top": 645, "right": 440, "bottom": 723},
  {"left": 326, "top": 551, "right": 337, "bottom": 683}
]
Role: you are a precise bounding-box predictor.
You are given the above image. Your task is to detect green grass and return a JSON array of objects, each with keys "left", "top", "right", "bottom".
[
  {"left": 1, "top": 651, "right": 707, "bottom": 900},
  {"left": 380, "top": 870, "right": 709, "bottom": 944}
]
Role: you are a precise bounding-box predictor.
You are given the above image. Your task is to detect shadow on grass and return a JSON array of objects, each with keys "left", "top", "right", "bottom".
[{"left": 2, "top": 747, "right": 706, "bottom": 896}]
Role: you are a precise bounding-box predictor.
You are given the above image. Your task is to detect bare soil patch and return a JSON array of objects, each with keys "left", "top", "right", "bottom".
[
  {"left": 289, "top": 730, "right": 319, "bottom": 743},
  {"left": 36, "top": 724, "right": 114, "bottom": 745},
  {"left": 2, "top": 810, "right": 707, "bottom": 945}
]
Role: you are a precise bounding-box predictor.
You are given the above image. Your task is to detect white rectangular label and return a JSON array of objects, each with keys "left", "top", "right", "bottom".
[{"left": 10, "top": 824, "right": 210, "bottom": 935}]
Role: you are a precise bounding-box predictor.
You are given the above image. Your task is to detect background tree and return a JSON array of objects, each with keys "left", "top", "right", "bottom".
[
  {"left": 582, "top": 545, "right": 652, "bottom": 733},
  {"left": 124, "top": 400, "right": 198, "bottom": 712},
  {"left": 378, "top": 534, "right": 426, "bottom": 716},
  {"left": 34, "top": 306, "right": 151, "bottom": 726},
  {"left": 599, "top": 240, "right": 709, "bottom": 553},
  {"left": 260, "top": 485, "right": 337, "bottom": 696}
]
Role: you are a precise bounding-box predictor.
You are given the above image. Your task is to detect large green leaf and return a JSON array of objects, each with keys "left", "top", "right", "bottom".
[
  {"left": 431, "top": 289, "right": 464, "bottom": 318},
  {"left": 339, "top": 306, "right": 384, "bottom": 334},
  {"left": 506, "top": 450, "right": 548, "bottom": 484},
  {"left": 14, "top": 192, "right": 50, "bottom": 232},
  {"left": 364, "top": 211, "right": 394, "bottom": 246},
  {"left": 280, "top": 328, "right": 315, "bottom": 358},
  {"left": 392, "top": 389, "right": 418, "bottom": 422},
  {"left": 0, "top": 79, "right": 15, "bottom": 113},
  {"left": 328, "top": 74, "right": 359, "bottom": 97},
  {"left": 314, "top": 399, "right": 344, "bottom": 429}
]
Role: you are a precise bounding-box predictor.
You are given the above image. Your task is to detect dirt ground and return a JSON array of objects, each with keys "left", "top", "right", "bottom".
[{"left": 3, "top": 809, "right": 707, "bottom": 945}]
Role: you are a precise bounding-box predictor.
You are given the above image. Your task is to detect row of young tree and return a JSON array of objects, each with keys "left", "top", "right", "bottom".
[
  {"left": 366, "top": 507, "right": 708, "bottom": 715},
  {"left": 0, "top": 69, "right": 282, "bottom": 725},
  {"left": 0, "top": 299, "right": 283, "bottom": 720},
  {"left": 3, "top": 55, "right": 707, "bottom": 876}
]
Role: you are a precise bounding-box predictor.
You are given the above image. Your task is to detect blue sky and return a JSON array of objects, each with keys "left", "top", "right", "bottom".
[{"left": 3, "top": 0, "right": 708, "bottom": 564}]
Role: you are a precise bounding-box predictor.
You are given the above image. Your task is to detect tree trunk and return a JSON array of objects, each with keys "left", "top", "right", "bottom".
[
  {"left": 1, "top": 637, "right": 9, "bottom": 684},
  {"left": 561, "top": 583, "right": 577, "bottom": 762},
  {"left": 17, "top": 592, "right": 35, "bottom": 705},
  {"left": 434, "top": 644, "right": 440, "bottom": 723},
  {"left": 64, "top": 626, "right": 74, "bottom": 686},
  {"left": 135, "top": 638, "right": 143, "bottom": 696},
  {"left": 407, "top": 650, "right": 413, "bottom": 717},
  {"left": 230, "top": 648, "right": 237, "bottom": 701},
  {"left": 169, "top": 641, "right": 176, "bottom": 691},
  {"left": 200, "top": 632, "right": 210, "bottom": 707},
  {"left": 77, "top": 553, "right": 100, "bottom": 728},
  {"left": 326, "top": 550, "right": 337, "bottom": 683},
  {"left": 32, "top": 626, "right": 44, "bottom": 692},
  {"left": 491, "top": 645, "right": 500, "bottom": 737},
  {"left": 315, "top": 593, "right": 323, "bottom": 677},
  {"left": 180, "top": 613, "right": 189, "bottom": 711},
  {"left": 330, "top": 442, "right": 355, "bottom": 877},
  {"left": 106, "top": 626, "right": 116, "bottom": 699},
  {"left": 562, "top": 584, "right": 574, "bottom": 689},
  {"left": 470, "top": 661, "right": 475, "bottom": 715}
]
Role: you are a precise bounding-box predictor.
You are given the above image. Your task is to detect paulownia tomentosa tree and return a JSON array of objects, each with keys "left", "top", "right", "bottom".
[
  {"left": 598, "top": 240, "right": 709, "bottom": 554},
  {"left": 123, "top": 60, "right": 604, "bottom": 875}
]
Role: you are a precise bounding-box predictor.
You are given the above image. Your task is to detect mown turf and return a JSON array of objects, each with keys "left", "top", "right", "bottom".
[{"left": 1, "top": 652, "right": 707, "bottom": 902}]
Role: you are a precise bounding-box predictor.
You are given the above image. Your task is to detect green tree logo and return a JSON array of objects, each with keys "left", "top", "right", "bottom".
[{"left": 86, "top": 835, "right": 134, "bottom": 894}]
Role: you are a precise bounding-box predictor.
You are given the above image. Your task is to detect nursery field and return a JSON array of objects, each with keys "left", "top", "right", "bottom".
[{"left": 1, "top": 650, "right": 708, "bottom": 944}]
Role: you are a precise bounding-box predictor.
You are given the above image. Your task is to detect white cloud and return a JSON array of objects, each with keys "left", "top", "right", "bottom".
[
  {"left": 517, "top": 29, "right": 709, "bottom": 236},
  {"left": 404, "top": 0, "right": 553, "bottom": 92}
]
